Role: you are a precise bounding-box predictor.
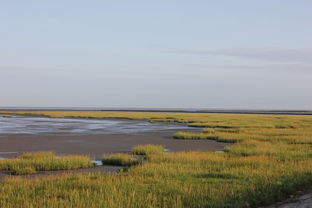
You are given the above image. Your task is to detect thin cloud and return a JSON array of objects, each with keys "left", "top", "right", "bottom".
[
  {"left": 168, "top": 48, "right": 312, "bottom": 63},
  {"left": 185, "top": 63, "right": 312, "bottom": 71}
]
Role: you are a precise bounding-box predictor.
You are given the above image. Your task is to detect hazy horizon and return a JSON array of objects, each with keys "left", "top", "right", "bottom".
[
  {"left": 1, "top": 1, "right": 312, "bottom": 110},
  {"left": 0, "top": 106, "right": 311, "bottom": 112}
]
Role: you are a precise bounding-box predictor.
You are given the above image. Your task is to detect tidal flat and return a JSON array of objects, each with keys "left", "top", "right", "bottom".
[
  {"left": 0, "top": 115, "right": 228, "bottom": 158},
  {"left": 0, "top": 111, "right": 311, "bottom": 208}
]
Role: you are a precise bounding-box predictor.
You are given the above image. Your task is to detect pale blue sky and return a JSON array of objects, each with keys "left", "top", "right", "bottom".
[{"left": 1, "top": 1, "right": 312, "bottom": 109}]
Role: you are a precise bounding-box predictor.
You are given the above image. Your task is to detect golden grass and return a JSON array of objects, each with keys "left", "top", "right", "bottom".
[
  {"left": 0, "top": 111, "right": 311, "bottom": 207},
  {"left": 102, "top": 153, "right": 141, "bottom": 166},
  {"left": 0, "top": 152, "right": 93, "bottom": 175},
  {"left": 20, "top": 152, "right": 56, "bottom": 160},
  {"left": 173, "top": 132, "right": 218, "bottom": 140},
  {"left": 132, "top": 144, "right": 165, "bottom": 155},
  {"left": 2, "top": 114, "right": 12, "bottom": 118}
]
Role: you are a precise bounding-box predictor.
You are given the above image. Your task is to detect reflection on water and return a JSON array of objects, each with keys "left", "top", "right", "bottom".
[
  {"left": 0, "top": 152, "right": 18, "bottom": 154},
  {"left": 0, "top": 152, "right": 18, "bottom": 160},
  {"left": 92, "top": 160, "right": 103, "bottom": 166},
  {"left": 0, "top": 116, "right": 191, "bottom": 135}
]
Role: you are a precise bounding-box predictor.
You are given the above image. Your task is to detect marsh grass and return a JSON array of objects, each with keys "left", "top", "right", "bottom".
[
  {"left": 188, "top": 123, "right": 237, "bottom": 128},
  {"left": 132, "top": 144, "right": 164, "bottom": 155},
  {"left": 0, "top": 153, "right": 311, "bottom": 207},
  {"left": 173, "top": 132, "right": 219, "bottom": 140},
  {"left": 0, "top": 111, "right": 312, "bottom": 207},
  {"left": 102, "top": 153, "right": 141, "bottom": 166},
  {"left": 20, "top": 151, "right": 56, "bottom": 160},
  {"left": 0, "top": 152, "right": 93, "bottom": 175},
  {"left": 2, "top": 114, "right": 12, "bottom": 118},
  {"left": 12, "top": 166, "right": 37, "bottom": 175}
]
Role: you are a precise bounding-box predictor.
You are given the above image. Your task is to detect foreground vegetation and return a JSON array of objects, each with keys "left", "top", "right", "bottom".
[
  {"left": 132, "top": 144, "right": 165, "bottom": 155},
  {"left": 102, "top": 145, "right": 163, "bottom": 166},
  {"left": 1, "top": 114, "right": 12, "bottom": 118},
  {"left": 0, "top": 111, "right": 312, "bottom": 207},
  {"left": 102, "top": 153, "right": 141, "bottom": 166},
  {"left": 0, "top": 152, "right": 93, "bottom": 175}
]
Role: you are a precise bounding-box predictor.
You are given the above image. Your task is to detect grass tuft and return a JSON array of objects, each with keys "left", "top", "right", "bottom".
[
  {"left": 173, "top": 132, "right": 219, "bottom": 140},
  {"left": 20, "top": 151, "right": 56, "bottom": 160},
  {"left": 132, "top": 145, "right": 164, "bottom": 155},
  {"left": 102, "top": 154, "right": 141, "bottom": 166},
  {"left": 12, "top": 166, "right": 37, "bottom": 175},
  {"left": 0, "top": 152, "right": 93, "bottom": 175},
  {"left": 2, "top": 115, "right": 12, "bottom": 118}
]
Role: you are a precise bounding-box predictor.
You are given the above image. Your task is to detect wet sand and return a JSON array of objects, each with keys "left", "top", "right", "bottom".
[
  {"left": 0, "top": 116, "right": 230, "bottom": 159},
  {"left": 0, "top": 129, "right": 229, "bottom": 159}
]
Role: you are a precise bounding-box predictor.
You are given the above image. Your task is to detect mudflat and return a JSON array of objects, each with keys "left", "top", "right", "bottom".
[
  {"left": 0, "top": 130, "right": 229, "bottom": 159},
  {"left": 0, "top": 116, "right": 230, "bottom": 159}
]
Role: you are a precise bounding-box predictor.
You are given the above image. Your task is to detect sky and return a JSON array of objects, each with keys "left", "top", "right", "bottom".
[{"left": 0, "top": 1, "right": 312, "bottom": 110}]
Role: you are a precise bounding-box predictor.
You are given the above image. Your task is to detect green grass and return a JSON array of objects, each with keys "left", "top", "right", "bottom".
[
  {"left": 173, "top": 132, "right": 219, "bottom": 140},
  {"left": 132, "top": 144, "right": 165, "bottom": 155},
  {"left": 0, "top": 112, "right": 312, "bottom": 207},
  {"left": 20, "top": 151, "right": 56, "bottom": 160},
  {"left": 102, "top": 153, "right": 141, "bottom": 166},
  {"left": 2, "top": 114, "right": 12, "bottom": 118},
  {"left": 0, "top": 153, "right": 311, "bottom": 207},
  {"left": 0, "top": 152, "right": 93, "bottom": 175},
  {"left": 12, "top": 166, "right": 37, "bottom": 175}
]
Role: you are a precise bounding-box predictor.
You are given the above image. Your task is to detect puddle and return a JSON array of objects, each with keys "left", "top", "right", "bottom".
[
  {"left": 0, "top": 152, "right": 18, "bottom": 160},
  {"left": 164, "top": 149, "right": 170, "bottom": 152},
  {"left": 0, "top": 152, "right": 18, "bottom": 154},
  {"left": 92, "top": 160, "right": 103, "bottom": 166}
]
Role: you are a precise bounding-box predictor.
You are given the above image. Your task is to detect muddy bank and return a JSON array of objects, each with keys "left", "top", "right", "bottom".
[
  {"left": 262, "top": 190, "right": 312, "bottom": 208},
  {"left": 0, "top": 116, "right": 230, "bottom": 158},
  {"left": 0, "top": 130, "right": 229, "bottom": 159}
]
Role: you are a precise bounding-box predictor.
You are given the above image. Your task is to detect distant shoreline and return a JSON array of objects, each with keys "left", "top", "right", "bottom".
[{"left": 0, "top": 108, "right": 311, "bottom": 115}]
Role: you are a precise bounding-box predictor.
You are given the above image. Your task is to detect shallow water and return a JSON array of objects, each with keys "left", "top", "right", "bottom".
[
  {"left": 0, "top": 152, "right": 18, "bottom": 154},
  {"left": 92, "top": 160, "right": 103, "bottom": 166},
  {"left": 0, "top": 116, "right": 192, "bottom": 135}
]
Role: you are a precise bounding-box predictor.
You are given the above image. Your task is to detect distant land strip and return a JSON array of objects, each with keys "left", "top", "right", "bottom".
[{"left": 0, "top": 108, "right": 311, "bottom": 115}]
